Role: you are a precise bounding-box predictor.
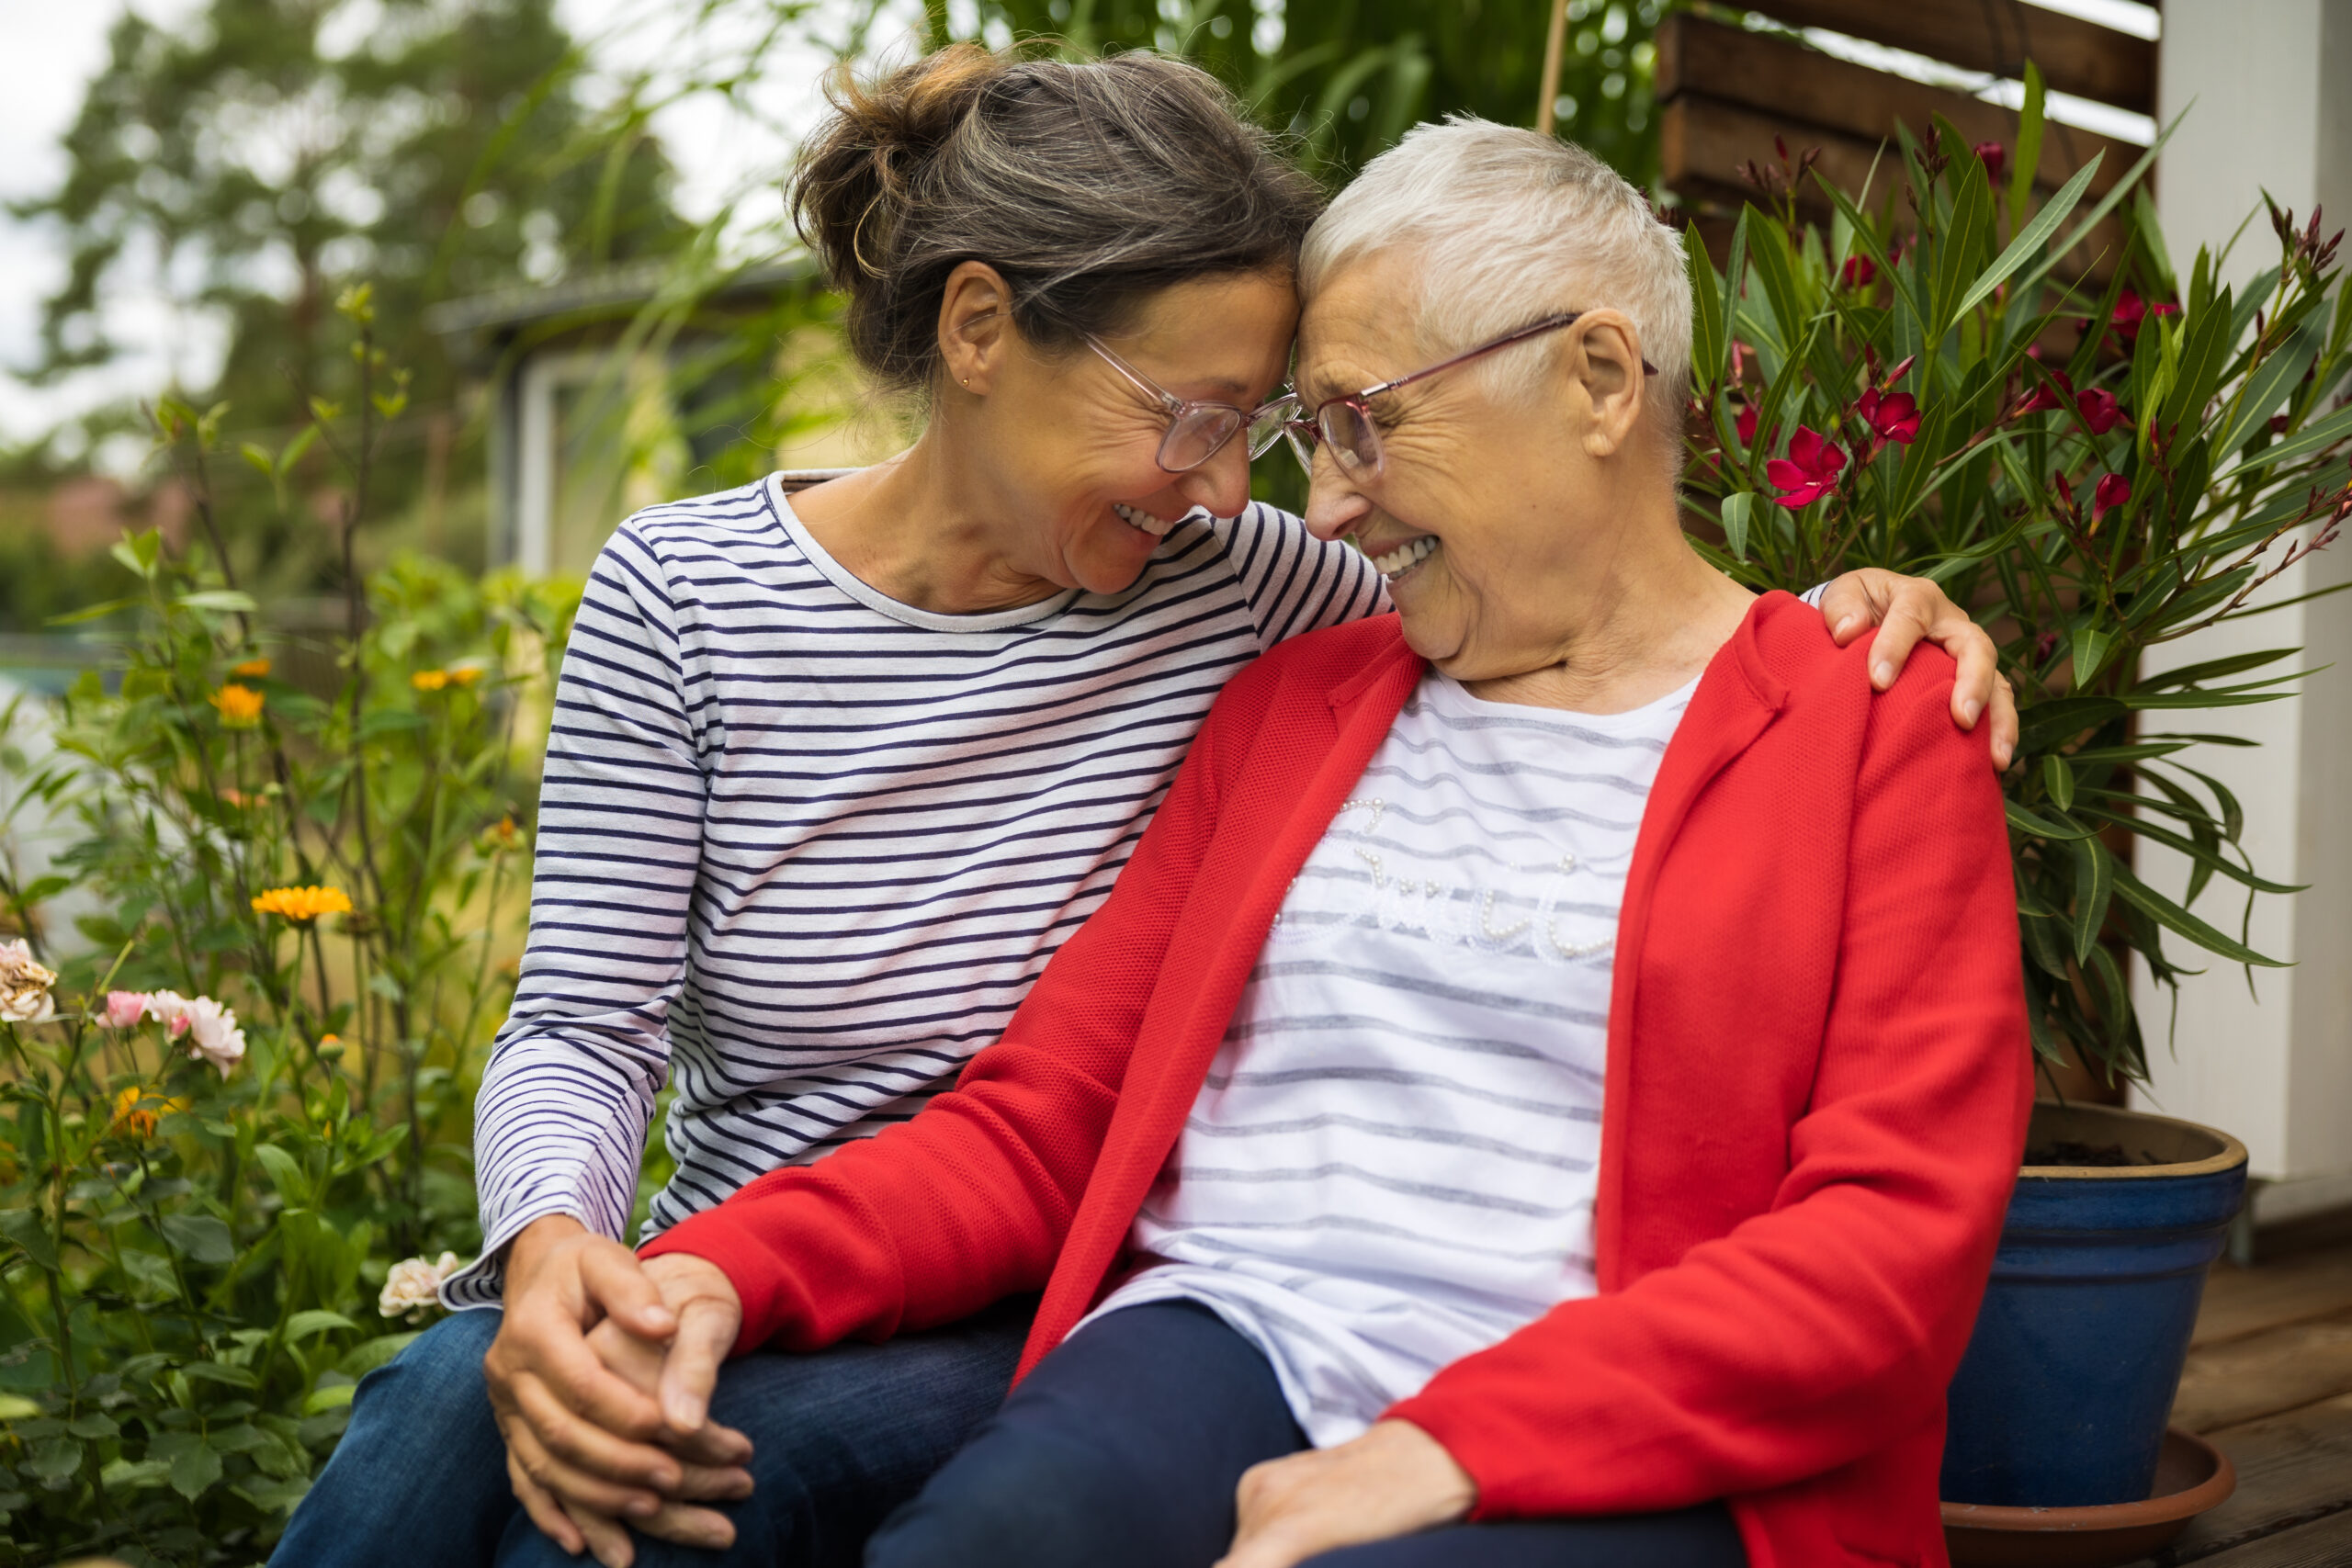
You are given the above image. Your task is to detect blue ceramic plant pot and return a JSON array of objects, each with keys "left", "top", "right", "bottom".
[{"left": 1940, "top": 1101, "right": 2248, "bottom": 1508}]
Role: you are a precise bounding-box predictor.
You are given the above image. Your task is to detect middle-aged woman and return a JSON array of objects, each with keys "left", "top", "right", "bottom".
[
  {"left": 274, "top": 46, "right": 2010, "bottom": 1568},
  {"left": 609, "top": 118, "right": 2032, "bottom": 1568}
]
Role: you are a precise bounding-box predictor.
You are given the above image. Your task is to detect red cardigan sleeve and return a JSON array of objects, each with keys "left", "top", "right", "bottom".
[
  {"left": 1385, "top": 657, "right": 2032, "bottom": 1517},
  {"left": 637, "top": 654, "right": 1272, "bottom": 1357}
]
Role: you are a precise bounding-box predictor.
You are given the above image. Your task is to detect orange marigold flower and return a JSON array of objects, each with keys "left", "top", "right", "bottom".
[
  {"left": 231, "top": 657, "right": 271, "bottom": 679},
  {"left": 251, "top": 885, "right": 355, "bottom": 923},
  {"left": 447, "top": 664, "right": 484, "bottom": 685},
  {"left": 209, "top": 683, "right": 265, "bottom": 727},
  {"left": 411, "top": 670, "right": 450, "bottom": 692},
  {"left": 110, "top": 1085, "right": 188, "bottom": 1140}
]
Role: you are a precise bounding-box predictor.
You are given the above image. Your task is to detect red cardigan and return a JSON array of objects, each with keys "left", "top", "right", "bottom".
[{"left": 643, "top": 593, "right": 2032, "bottom": 1568}]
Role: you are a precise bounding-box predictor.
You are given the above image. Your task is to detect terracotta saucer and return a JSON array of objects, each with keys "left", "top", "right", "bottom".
[{"left": 1942, "top": 1428, "right": 2236, "bottom": 1568}]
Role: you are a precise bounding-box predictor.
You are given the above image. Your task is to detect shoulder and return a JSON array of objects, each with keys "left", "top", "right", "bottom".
[
  {"left": 1210, "top": 613, "right": 1412, "bottom": 722},
  {"left": 1744, "top": 591, "right": 1992, "bottom": 790},
  {"left": 605, "top": 479, "right": 782, "bottom": 567}
]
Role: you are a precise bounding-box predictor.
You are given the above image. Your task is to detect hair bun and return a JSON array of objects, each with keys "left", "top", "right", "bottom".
[{"left": 796, "top": 43, "right": 1008, "bottom": 282}]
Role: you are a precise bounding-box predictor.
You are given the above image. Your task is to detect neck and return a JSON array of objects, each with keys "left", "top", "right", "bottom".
[
  {"left": 790, "top": 411, "right": 1065, "bottom": 616},
  {"left": 1460, "top": 479, "right": 1754, "bottom": 714}
]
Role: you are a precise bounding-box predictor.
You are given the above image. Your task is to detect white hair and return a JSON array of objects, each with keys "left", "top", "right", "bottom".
[{"left": 1299, "top": 118, "right": 1691, "bottom": 451}]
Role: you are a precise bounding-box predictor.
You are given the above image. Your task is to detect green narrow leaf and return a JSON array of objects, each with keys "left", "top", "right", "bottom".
[
  {"left": 2042, "top": 754, "right": 2076, "bottom": 812},
  {"left": 2110, "top": 862, "right": 2289, "bottom": 965},
  {"left": 2246, "top": 402, "right": 2352, "bottom": 474},
  {"left": 2015, "top": 109, "right": 2187, "bottom": 299},
  {"left": 286, "top": 1310, "right": 357, "bottom": 1342},
  {"left": 1932, "top": 128, "right": 1996, "bottom": 333},
  {"left": 1719, "top": 491, "right": 1755, "bottom": 561},
  {"left": 2070, "top": 624, "right": 2118, "bottom": 684},
  {"left": 2161, "top": 288, "right": 2239, "bottom": 430},
  {"left": 158, "top": 1213, "right": 234, "bottom": 1266},
  {"left": 2071, "top": 835, "right": 2115, "bottom": 964},
  {"left": 1954, "top": 153, "right": 2102, "bottom": 324},
  {"left": 2006, "top": 800, "right": 2098, "bottom": 840},
  {"left": 2216, "top": 319, "right": 2327, "bottom": 457},
  {"left": 2008, "top": 62, "right": 2045, "bottom": 231},
  {"left": 175, "top": 590, "right": 259, "bottom": 615},
  {"left": 1686, "top": 225, "right": 1726, "bottom": 396}
]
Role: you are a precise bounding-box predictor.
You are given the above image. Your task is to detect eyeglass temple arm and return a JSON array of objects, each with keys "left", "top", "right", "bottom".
[
  {"left": 1348, "top": 311, "right": 1659, "bottom": 401},
  {"left": 1085, "top": 335, "right": 1185, "bottom": 413}
]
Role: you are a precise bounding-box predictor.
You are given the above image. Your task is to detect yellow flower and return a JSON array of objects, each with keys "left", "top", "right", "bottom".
[
  {"left": 109, "top": 1086, "right": 188, "bottom": 1140},
  {"left": 479, "top": 814, "right": 523, "bottom": 854},
  {"left": 231, "top": 657, "right": 271, "bottom": 679},
  {"left": 412, "top": 665, "right": 484, "bottom": 693},
  {"left": 251, "top": 886, "right": 355, "bottom": 923},
  {"left": 209, "top": 684, "right": 265, "bottom": 727}
]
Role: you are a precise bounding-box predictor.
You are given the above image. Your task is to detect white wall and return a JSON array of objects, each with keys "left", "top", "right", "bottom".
[{"left": 2134, "top": 0, "right": 2352, "bottom": 1217}]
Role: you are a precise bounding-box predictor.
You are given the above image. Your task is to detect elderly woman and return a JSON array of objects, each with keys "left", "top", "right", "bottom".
[
  {"left": 277, "top": 46, "right": 2011, "bottom": 1568},
  {"left": 614, "top": 119, "right": 2031, "bottom": 1568}
]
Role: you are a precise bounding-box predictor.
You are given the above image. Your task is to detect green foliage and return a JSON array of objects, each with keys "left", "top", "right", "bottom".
[
  {"left": 1680, "top": 106, "right": 2352, "bottom": 1083},
  {"left": 0, "top": 302, "right": 578, "bottom": 1564},
  {"left": 920, "top": 0, "right": 1665, "bottom": 186}
]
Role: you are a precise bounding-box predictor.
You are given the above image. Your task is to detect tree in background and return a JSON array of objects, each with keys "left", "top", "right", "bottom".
[{"left": 12, "top": 0, "right": 690, "bottom": 593}]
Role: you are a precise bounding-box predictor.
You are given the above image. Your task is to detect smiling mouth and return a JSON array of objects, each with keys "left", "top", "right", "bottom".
[
  {"left": 1369, "top": 536, "right": 1438, "bottom": 580},
  {"left": 1114, "top": 502, "right": 1177, "bottom": 537}
]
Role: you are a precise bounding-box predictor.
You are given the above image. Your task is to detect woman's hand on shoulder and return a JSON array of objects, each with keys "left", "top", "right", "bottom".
[
  {"left": 1817, "top": 567, "right": 2017, "bottom": 770},
  {"left": 1216, "top": 1418, "right": 1476, "bottom": 1568}
]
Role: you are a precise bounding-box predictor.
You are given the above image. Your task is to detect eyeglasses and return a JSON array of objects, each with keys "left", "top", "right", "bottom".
[
  {"left": 1085, "top": 334, "right": 1275, "bottom": 474},
  {"left": 1245, "top": 311, "right": 1660, "bottom": 479}
]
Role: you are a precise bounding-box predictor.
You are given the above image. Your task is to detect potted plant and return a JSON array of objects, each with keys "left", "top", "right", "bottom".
[{"left": 1676, "top": 80, "right": 2351, "bottom": 1556}]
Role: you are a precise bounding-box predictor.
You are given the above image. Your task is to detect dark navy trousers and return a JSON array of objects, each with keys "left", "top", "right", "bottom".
[{"left": 866, "top": 1299, "right": 1749, "bottom": 1568}]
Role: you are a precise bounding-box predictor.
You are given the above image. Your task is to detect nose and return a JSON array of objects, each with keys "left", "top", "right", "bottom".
[
  {"left": 1175, "top": 432, "right": 1253, "bottom": 520},
  {"left": 1302, "top": 448, "right": 1373, "bottom": 543}
]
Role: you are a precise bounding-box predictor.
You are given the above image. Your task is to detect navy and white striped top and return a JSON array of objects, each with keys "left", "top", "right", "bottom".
[{"left": 447, "top": 474, "right": 1386, "bottom": 1305}]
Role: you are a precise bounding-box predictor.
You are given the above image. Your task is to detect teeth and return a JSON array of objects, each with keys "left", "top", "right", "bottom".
[
  {"left": 1370, "top": 536, "right": 1438, "bottom": 578},
  {"left": 1114, "top": 502, "right": 1174, "bottom": 537}
]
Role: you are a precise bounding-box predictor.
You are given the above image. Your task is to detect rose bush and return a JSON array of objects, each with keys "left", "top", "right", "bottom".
[{"left": 0, "top": 290, "right": 594, "bottom": 1564}]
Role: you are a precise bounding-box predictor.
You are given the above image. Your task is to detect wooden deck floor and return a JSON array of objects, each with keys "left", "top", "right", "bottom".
[{"left": 2135, "top": 1234, "right": 2352, "bottom": 1565}]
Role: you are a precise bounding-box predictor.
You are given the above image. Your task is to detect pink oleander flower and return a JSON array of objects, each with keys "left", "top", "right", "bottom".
[
  {"left": 2108, "top": 288, "right": 2180, "bottom": 344},
  {"left": 2013, "top": 369, "right": 2075, "bottom": 419},
  {"left": 2094, "top": 472, "right": 2132, "bottom": 527},
  {"left": 0, "top": 940, "right": 57, "bottom": 1025},
  {"left": 1767, "top": 427, "right": 1849, "bottom": 509},
  {"left": 2076, "top": 387, "right": 2125, "bottom": 435},
  {"left": 379, "top": 1252, "right": 464, "bottom": 1321},
  {"left": 1974, "top": 141, "right": 2008, "bottom": 184},
  {"left": 105, "top": 990, "right": 150, "bottom": 1029},
  {"left": 1857, "top": 385, "right": 1921, "bottom": 451},
  {"left": 1839, "top": 254, "right": 1877, "bottom": 288}
]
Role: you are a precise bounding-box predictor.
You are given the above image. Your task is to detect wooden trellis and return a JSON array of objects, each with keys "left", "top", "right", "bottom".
[{"left": 1656, "top": 0, "right": 2159, "bottom": 275}]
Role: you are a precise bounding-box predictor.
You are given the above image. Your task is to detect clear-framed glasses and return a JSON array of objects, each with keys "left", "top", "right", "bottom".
[
  {"left": 1084, "top": 333, "right": 1276, "bottom": 474},
  {"left": 1244, "top": 310, "right": 1660, "bottom": 479}
]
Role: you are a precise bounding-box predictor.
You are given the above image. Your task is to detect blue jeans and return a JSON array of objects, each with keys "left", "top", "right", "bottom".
[
  {"left": 271, "top": 1295, "right": 1034, "bottom": 1568},
  {"left": 865, "top": 1300, "right": 1748, "bottom": 1568}
]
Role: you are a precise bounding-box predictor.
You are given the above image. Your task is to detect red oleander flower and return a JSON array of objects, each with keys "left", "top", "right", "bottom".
[
  {"left": 1736, "top": 402, "right": 1778, "bottom": 451},
  {"left": 2094, "top": 472, "right": 2132, "bottom": 526},
  {"left": 2076, "top": 387, "right": 2125, "bottom": 434},
  {"left": 2109, "top": 288, "right": 2180, "bottom": 343},
  {"left": 1975, "top": 141, "right": 2008, "bottom": 184},
  {"left": 1839, "top": 254, "right": 1877, "bottom": 288},
  {"left": 1857, "top": 385, "right": 1921, "bottom": 450},
  {"left": 2013, "top": 369, "right": 2075, "bottom": 419},
  {"left": 1766, "top": 426, "right": 1849, "bottom": 509}
]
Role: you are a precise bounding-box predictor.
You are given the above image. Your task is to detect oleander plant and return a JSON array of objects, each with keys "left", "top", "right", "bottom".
[
  {"left": 0, "top": 288, "right": 583, "bottom": 1564},
  {"left": 1680, "top": 78, "right": 2351, "bottom": 1088}
]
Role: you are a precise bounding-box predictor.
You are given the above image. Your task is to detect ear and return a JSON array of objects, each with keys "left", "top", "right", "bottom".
[
  {"left": 938, "top": 261, "right": 1016, "bottom": 395},
  {"left": 1564, "top": 310, "right": 1647, "bottom": 458}
]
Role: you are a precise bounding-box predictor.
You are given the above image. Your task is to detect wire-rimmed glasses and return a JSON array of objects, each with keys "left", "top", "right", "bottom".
[
  {"left": 1245, "top": 311, "right": 1659, "bottom": 479},
  {"left": 1084, "top": 333, "right": 1275, "bottom": 474}
]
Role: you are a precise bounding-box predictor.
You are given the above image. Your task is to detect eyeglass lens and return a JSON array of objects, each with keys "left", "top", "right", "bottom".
[{"left": 1159, "top": 405, "right": 1245, "bottom": 472}]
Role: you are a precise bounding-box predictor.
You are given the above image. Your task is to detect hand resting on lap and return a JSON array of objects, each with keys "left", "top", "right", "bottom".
[
  {"left": 1216, "top": 1419, "right": 1477, "bottom": 1568},
  {"left": 483, "top": 1217, "right": 751, "bottom": 1565}
]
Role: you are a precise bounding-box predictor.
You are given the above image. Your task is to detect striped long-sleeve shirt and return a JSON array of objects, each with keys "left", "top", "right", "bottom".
[{"left": 447, "top": 474, "right": 1386, "bottom": 1305}]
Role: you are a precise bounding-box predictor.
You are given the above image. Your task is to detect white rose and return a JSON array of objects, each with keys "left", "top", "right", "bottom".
[
  {"left": 0, "top": 940, "right": 57, "bottom": 1024},
  {"left": 379, "top": 1252, "right": 464, "bottom": 1321},
  {"left": 177, "top": 996, "right": 245, "bottom": 1077}
]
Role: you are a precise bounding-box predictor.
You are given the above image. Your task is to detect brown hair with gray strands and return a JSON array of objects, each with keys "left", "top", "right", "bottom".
[{"left": 793, "top": 43, "right": 1325, "bottom": 392}]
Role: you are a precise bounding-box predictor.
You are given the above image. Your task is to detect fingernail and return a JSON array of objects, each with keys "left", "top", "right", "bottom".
[
  {"left": 1961, "top": 698, "right": 1982, "bottom": 725},
  {"left": 628, "top": 1495, "right": 659, "bottom": 1517},
  {"left": 1835, "top": 615, "right": 1860, "bottom": 639},
  {"left": 1873, "top": 661, "right": 1894, "bottom": 686}
]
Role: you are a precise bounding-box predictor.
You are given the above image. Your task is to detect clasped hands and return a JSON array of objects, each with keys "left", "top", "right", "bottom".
[{"left": 481, "top": 1216, "right": 1481, "bottom": 1568}]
